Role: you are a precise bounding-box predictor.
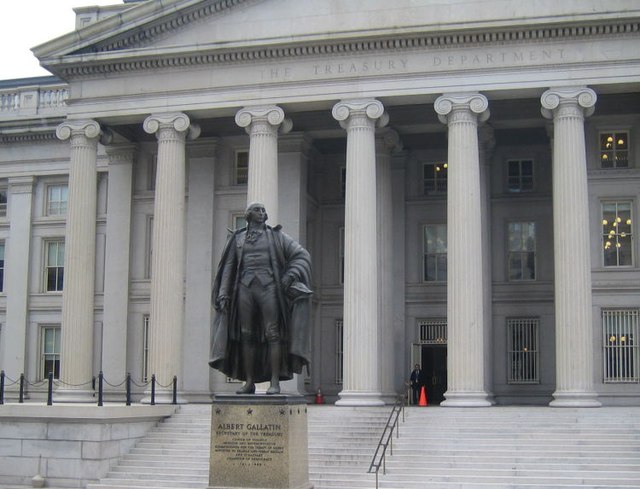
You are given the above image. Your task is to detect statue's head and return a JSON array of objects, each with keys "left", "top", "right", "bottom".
[{"left": 244, "top": 202, "right": 268, "bottom": 224}]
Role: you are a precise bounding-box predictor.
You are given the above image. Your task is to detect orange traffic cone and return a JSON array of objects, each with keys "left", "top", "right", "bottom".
[{"left": 419, "top": 386, "right": 428, "bottom": 406}]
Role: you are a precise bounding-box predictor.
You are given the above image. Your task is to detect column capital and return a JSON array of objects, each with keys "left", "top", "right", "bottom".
[
  {"left": 235, "top": 105, "right": 293, "bottom": 134},
  {"left": 434, "top": 92, "right": 489, "bottom": 124},
  {"left": 56, "top": 119, "right": 102, "bottom": 141},
  {"left": 143, "top": 112, "right": 201, "bottom": 140},
  {"left": 375, "top": 127, "right": 403, "bottom": 154},
  {"left": 541, "top": 87, "right": 597, "bottom": 119},
  {"left": 332, "top": 99, "right": 388, "bottom": 129}
]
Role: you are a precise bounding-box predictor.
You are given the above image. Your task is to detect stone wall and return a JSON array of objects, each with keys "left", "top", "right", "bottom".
[{"left": 0, "top": 404, "right": 176, "bottom": 487}]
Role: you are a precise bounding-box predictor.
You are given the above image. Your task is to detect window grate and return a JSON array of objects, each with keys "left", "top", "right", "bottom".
[
  {"left": 603, "top": 309, "right": 639, "bottom": 383},
  {"left": 419, "top": 320, "right": 447, "bottom": 345},
  {"left": 507, "top": 318, "right": 539, "bottom": 384}
]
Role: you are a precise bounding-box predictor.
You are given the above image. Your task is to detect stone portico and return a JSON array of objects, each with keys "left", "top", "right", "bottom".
[{"left": 0, "top": 0, "right": 639, "bottom": 407}]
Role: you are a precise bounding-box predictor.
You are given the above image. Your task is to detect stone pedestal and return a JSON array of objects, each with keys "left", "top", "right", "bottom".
[{"left": 209, "top": 395, "right": 312, "bottom": 489}]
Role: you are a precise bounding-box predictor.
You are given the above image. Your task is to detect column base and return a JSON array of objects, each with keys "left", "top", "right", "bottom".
[
  {"left": 335, "top": 391, "right": 385, "bottom": 407},
  {"left": 54, "top": 388, "right": 95, "bottom": 403},
  {"left": 549, "top": 391, "right": 601, "bottom": 408},
  {"left": 441, "top": 391, "right": 492, "bottom": 407}
]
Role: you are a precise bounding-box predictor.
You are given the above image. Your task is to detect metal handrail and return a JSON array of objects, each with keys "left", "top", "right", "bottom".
[{"left": 368, "top": 394, "right": 405, "bottom": 488}]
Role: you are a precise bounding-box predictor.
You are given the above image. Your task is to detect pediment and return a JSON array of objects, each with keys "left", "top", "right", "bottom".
[{"left": 33, "top": 0, "right": 640, "bottom": 79}]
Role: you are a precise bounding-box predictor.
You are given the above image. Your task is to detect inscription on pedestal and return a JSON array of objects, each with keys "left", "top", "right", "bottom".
[{"left": 209, "top": 395, "right": 312, "bottom": 489}]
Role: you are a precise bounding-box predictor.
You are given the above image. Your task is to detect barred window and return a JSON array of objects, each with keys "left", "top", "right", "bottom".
[
  {"left": 336, "top": 319, "right": 343, "bottom": 385},
  {"left": 603, "top": 309, "right": 639, "bottom": 383},
  {"left": 423, "top": 224, "right": 447, "bottom": 282},
  {"left": 600, "top": 131, "right": 629, "bottom": 168},
  {"left": 423, "top": 162, "right": 448, "bottom": 195},
  {"left": 418, "top": 319, "right": 447, "bottom": 345},
  {"left": 507, "top": 318, "right": 539, "bottom": 384}
]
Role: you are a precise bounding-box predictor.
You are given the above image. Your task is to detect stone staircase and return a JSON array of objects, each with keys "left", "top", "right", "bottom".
[{"left": 86, "top": 404, "right": 640, "bottom": 489}]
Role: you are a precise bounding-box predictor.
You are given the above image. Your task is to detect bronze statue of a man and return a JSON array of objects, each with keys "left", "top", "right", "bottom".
[{"left": 209, "top": 202, "right": 312, "bottom": 395}]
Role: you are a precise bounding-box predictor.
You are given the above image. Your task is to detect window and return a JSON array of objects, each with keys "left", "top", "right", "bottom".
[
  {"left": 508, "top": 222, "right": 536, "bottom": 281},
  {"left": 46, "top": 184, "right": 68, "bottom": 216},
  {"left": 419, "top": 319, "right": 447, "bottom": 345},
  {"left": 507, "top": 318, "right": 539, "bottom": 384},
  {"left": 335, "top": 319, "right": 343, "bottom": 384},
  {"left": 142, "top": 315, "right": 150, "bottom": 382},
  {"left": 423, "top": 162, "right": 448, "bottom": 195},
  {"left": 45, "top": 240, "right": 64, "bottom": 292},
  {"left": 423, "top": 224, "right": 447, "bottom": 282},
  {"left": 507, "top": 159, "right": 533, "bottom": 192},
  {"left": 231, "top": 213, "right": 247, "bottom": 230},
  {"left": 339, "top": 226, "right": 345, "bottom": 285},
  {"left": 41, "top": 325, "right": 61, "bottom": 380},
  {"left": 602, "top": 202, "right": 633, "bottom": 267},
  {"left": 0, "top": 187, "right": 7, "bottom": 217},
  {"left": 0, "top": 241, "right": 4, "bottom": 292},
  {"left": 603, "top": 309, "right": 639, "bottom": 383},
  {"left": 145, "top": 216, "right": 154, "bottom": 279},
  {"left": 600, "top": 131, "right": 629, "bottom": 168},
  {"left": 234, "top": 150, "right": 249, "bottom": 185}
]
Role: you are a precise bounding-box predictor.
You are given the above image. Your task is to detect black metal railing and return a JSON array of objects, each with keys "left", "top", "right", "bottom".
[
  {"left": 368, "top": 394, "right": 406, "bottom": 488},
  {"left": 0, "top": 370, "right": 177, "bottom": 406}
]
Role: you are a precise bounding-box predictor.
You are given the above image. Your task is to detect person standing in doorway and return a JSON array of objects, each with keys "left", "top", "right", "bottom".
[{"left": 410, "top": 363, "right": 423, "bottom": 405}]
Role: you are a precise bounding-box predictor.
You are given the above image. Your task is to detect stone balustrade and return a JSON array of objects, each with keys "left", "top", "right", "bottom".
[{"left": 0, "top": 83, "right": 69, "bottom": 117}]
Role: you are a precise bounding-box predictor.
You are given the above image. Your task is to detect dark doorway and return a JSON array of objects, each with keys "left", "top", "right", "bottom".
[{"left": 421, "top": 345, "right": 447, "bottom": 405}]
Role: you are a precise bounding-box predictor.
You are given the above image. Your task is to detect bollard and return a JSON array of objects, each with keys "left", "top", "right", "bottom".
[
  {"left": 150, "top": 374, "right": 156, "bottom": 406},
  {"left": 172, "top": 376, "right": 177, "bottom": 405},
  {"left": 19, "top": 373, "right": 24, "bottom": 403},
  {"left": 47, "top": 372, "right": 53, "bottom": 406},
  {"left": 126, "top": 373, "right": 131, "bottom": 406},
  {"left": 98, "top": 371, "right": 104, "bottom": 407}
]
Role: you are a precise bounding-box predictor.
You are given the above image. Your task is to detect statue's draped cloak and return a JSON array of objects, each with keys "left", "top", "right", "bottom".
[{"left": 209, "top": 225, "right": 312, "bottom": 383}]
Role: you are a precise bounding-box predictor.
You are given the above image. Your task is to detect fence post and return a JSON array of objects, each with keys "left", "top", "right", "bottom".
[
  {"left": 19, "top": 373, "right": 24, "bottom": 403},
  {"left": 47, "top": 372, "right": 53, "bottom": 406},
  {"left": 151, "top": 374, "right": 156, "bottom": 406},
  {"left": 172, "top": 376, "right": 177, "bottom": 405},
  {"left": 98, "top": 371, "right": 104, "bottom": 407},
  {"left": 0, "top": 370, "right": 4, "bottom": 405},
  {"left": 126, "top": 373, "right": 131, "bottom": 406}
]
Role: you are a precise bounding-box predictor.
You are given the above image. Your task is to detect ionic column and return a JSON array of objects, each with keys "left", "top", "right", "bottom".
[
  {"left": 102, "top": 144, "right": 136, "bottom": 392},
  {"left": 376, "top": 128, "right": 402, "bottom": 403},
  {"left": 541, "top": 87, "right": 601, "bottom": 407},
  {"left": 143, "top": 112, "right": 200, "bottom": 403},
  {"left": 435, "top": 93, "right": 491, "bottom": 407},
  {"left": 235, "top": 106, "right": 292, "bottom": 224},
  {"left": 2, "top": 177, "right": 34, "bottom": 389},
  {"left": 55, "top": 119, "right": 102, "bottom": 402},
  {"left": 333, "top": 99, "right": 388, "bottom": 406}
]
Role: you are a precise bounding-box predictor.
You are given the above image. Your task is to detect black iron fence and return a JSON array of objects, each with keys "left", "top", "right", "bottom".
[{"left": 0, "top": 370, "right": 178, "bottom": 406}]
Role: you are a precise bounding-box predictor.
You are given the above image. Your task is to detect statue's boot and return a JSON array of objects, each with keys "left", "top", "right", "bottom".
[
  {"left": 237, "top": 343, "right": 256, "bottom": 394},
  {"left": 266, "top": 342, "right": 281, "bottom": 395},
  {"left": 236, "top": 382, "right": 256, "bottom": 394}
]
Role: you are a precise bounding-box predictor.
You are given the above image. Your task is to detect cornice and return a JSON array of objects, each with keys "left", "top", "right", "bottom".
[
  {"left": 85, "top": 0, "right": 248, "bottom": 54},
  {"left": 53, "top": 19, "right": 640, "bottom": 79},
  {"left": 0, "top": 131, "right": 57, "bottom": 144}
]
